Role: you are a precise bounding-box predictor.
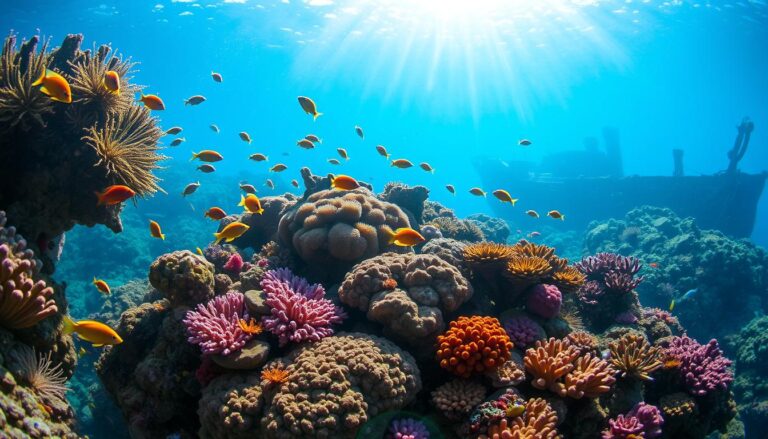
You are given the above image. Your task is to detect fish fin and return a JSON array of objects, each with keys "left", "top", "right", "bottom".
[
  {"left": 225, "top": 236, "right": 235, "bottom": 243},
  {"left": 190, "top": 152, "right": 198, "bottom": 161},
  {"left": 560, "top": 215, "right": 565, "bottom": 221},
  {"left": 238, "top": 195, "right": 245, "bottom": 207},
  {"left": 94, "top": 191, "right": 105, "bottom": 205},
  {"left": 257, "top": 208, "right": 264, "bottom": 215},
  {"left": 32, "top": 69, "right": 47, "bottom": 86},
  {"left": 313, "top": 112, "right": 322, "bottom": 121},
  {"left": 213, "top": 232, "right": 222, "bottom": 245},
  {"left": 92, "top": 344, "right": 104, "bottom": 348},
  {"left": 62, "top": 315, "right": 77, "bottom": 336},
  {"left": 160, "top": 233, "right": 166, "bottom": 241},
  {"left": 511, "top": 199, "right": 518, "bottom": 206}
]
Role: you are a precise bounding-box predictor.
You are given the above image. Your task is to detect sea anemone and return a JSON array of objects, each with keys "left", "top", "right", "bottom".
[
  {"left": 0, "top": 34, "right": 53, "bottom": 130},
  {"left": 12, "top": 346, "right": 68, "bottom": 403},
  {"left": 183, "top": 292, "right": 253, "bottom": 356}
]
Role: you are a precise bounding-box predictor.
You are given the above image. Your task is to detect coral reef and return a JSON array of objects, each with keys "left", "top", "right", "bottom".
[
  {"left": 603, "top": 402, "right": 663, "bottom": 438},
  {"left": 223, "top": 195, "right": 297, "bottom": 251},
  {"left": 663, "top": 335, "right": 733, "bottom": 397},
  {"left": 183, "top": 292, "right": 253, "bottom": 356},
  {"left": 466, "top": 213, "right": 510, "bottom": 244},
  {"left": 379, "top": 182, "right": 430, "bottom": 225},
  {"left": 338, "top": 252, "right": 472, "bottom": 343},
  {"left": 608, "top": 333, "right": 663, "bottom": 381},
  {"left": 0, "top": 242, "right": 57, "bottom": 329},
  {"left": 427, "top": 216, "right": 485, "bottom": 243},
  {"left": 149, "top": 250, "right": 215, "bottom": 307},
  {"left": 729, "top": 315, "right": 768, "bottom": 435},
  {"left": 387, "top": 418, "right": 430, "bottom": 439},
  {"left": 431, "top": 379, "right": 487, "bottom": 420},
  {"left": 436, "top": 315, "right": 513, "bottom": 378}
]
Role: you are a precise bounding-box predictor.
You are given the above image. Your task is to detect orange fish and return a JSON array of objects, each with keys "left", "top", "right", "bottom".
[
  {"left": 92, "top": 277, "right": 111, "bottom": 295},
  {"left": 214, "top": 221, "right": 250, "bottom": 244},
  {"left": 391, "top": 159, "right": 413, "bottom": 169},
  {"left": 547, "top": 210, "right": 565, "bottom": 221},
  {"left": 149, "top": 220, "right": 165, "bottom": 240},
  {"left": 191, "top": 150, "right": 224, "bottom": 162},
  {"left": 204, "top": 207, "right": 227, "bottom": 220},
  {"left": 492, "top": 189, "right": 518, "bottom": 205},
  {"left": 95, "top": 185, "right": 135, "bottom": 206},
  {"left": 446, "top": 184, "right": 455, "bottom": 195},
  {"left": 331, "top": 175, "right": 360, "bottom": 191},
  {"left": 239, "top": 194, "right": 264, "bottom": 215},
  {"left": 297, "top": 96, "right": 322, "bottom": 120},
  {"left": 63, "top": 316, "right": 122, "bottom": 347},
  {"left": 32, "top": 69, "right": 72, "bottom": 103},
  {"left": 649, "top": 262, "right": 659, "bottom": 269},
  {"left": 103, "top": 70, "right": 120, "bottom": 95},
  {"left": 387, "top": 227, "right": 425, "bottom": 247},
  {"left": 139, "top": 93, "right": 165, "bottom": 110}
]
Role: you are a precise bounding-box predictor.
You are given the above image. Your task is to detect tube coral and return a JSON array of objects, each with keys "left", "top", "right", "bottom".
[
  {"left": 0, "top": 243, "right": 57, "bottom": 329},
  {"left": 11, "top": 345, "right": 69, "bottom": 403},
  {"left": 260, "top": 267, "right": 346, "bottom": 346},
  {"left": 564, "top": 353, "right": 617, "bottom": 398},
  {"left": 436, "top": 316, "right": 513, "bottom": 378},
  {"left": 608, "top": 333, "right": 663, "bottom": 381},
  {"left": 664, "top": 335, "right": 733, "bottom": 396},
  {"left": 183, "top": 292, "right": 254, "bottom": 356},
  {"left": 524, "top": 338, "right": 579, "bottom": 397},
  {"left": 463, "top": 242, "right": 516, "bottom": 270}
]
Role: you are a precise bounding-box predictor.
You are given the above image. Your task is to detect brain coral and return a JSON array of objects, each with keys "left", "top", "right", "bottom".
[
  {"left": 149, "top": 250, "right": 215, "bottom": 307},
  {"left": 338, "top": 252, "right": 473, "bottom": 342},
  {"left": 277, "top": 188, "right": 410, "bottom": 266},
  {"left": 198, "top": 333, "right": 421, "bottom": 439}
]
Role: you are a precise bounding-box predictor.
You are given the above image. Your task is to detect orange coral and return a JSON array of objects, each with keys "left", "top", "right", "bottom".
[
  {"left": 510, "top": 240, "right": 568, "bottom": 273},
  {"left": 238, "top": 318, "right": 263, "bottom": 335},
  {"left": 481, "top": 398, "right": 560, "bottom": 439},
  {"left": 503, "top": 256, "right": 553, "bottom": 285},
  {"left": 436, "top": 316, "right": 513, "bottom": 378},
  {"left": 463, "top": 242, "right": 516, "bottom": 268},
  {"left": 261, "top": 365, "right": 290, "bottom": 385},
  {"left": 564, "top": 353, "right": 616, "bottom": 398},
  {"left": 382, "top": 278, "right": 398, "bottom": 290},
  {"left": 608, "top": 333, "right": 662, "bottom": 381},
  {"left": 550, "top": 266, "right": 586, "bottom": 293},
  {"left": 523, "top": 338, "right": 579, "bottom": 397}
]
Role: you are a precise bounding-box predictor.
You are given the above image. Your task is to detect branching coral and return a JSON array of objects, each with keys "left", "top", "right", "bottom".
[
  {"left": 183, "top": 292, "right": 254, "bottom": 356},
  {"left": 664, "top": 335, "right": 733, "bottom": 396},
  {"left": 576, "top": 253, "right": 644, "bottom": 294},
  {"left": 479, "top": 397, "right": 559, "bottom": 439},
  {"left": 436, "top": 316, "right": 513, "bottom": 378},
  {"left": 431, "top": 379, "right": 487, "bottom": 420},
  {"left": 82, "top": 105, "right": 166, "bottom": 196},
  {"left": 260, "top": 268, "right": 346, "bottom": 346},
  {"left": 0, "top": 243, "right": 57, "bottom": 328},
  {"left": 564, "top": 353, "right": 617, "bottom": 399},
  {"left": 503, "top": 255, "right": 554, "bottom": 286},
  {"left": 608, "top": 333, "right": 662, "bottom": 381},
  {"left": 0, "top": 34, "right": 53, "bottom": 130}
]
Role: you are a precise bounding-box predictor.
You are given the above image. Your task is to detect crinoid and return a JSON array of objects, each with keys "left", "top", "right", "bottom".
[
  {"left": 12, "top": 346, "right": 68, "bottom": 403},
  {"left": 67, "top": 43, "right": 137, "bottom": 126},
  {"left": 83, "top": 105, "right": 166, "bottom": 196},
  {"left": 0, "top": 34, "right": 53, "bottom": 131}
]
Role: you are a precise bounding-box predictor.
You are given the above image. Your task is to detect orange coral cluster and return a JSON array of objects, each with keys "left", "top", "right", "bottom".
[
  {"left": 437, "top": 316, "right": 514, "bottom": 378},
  {"left": 608, "top": 333, "right": 663, "bottom": 381},
  {"left": 524, "top": 338, "right": 616, "bottom": 399},
  {"left": 481, "top": 398, "right": 560, "bottom": 439}
]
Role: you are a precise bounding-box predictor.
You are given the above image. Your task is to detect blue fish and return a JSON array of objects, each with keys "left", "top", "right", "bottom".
[{"left": 681, "top": 288, "right": 698, "bottom": 301}]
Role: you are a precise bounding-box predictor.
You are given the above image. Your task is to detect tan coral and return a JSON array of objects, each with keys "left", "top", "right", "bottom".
[
  {"left": 564, "top": 354, "right": 617, "bottom": 399},
  {"left": 608, "top": 333, "right": 663, "bottom": 381},
  {"left": 566, "top": 331, "right": 599, "bottom": 356},
  {"left": 198, "top": 373, "right": 265, "bottom": 439},
  {"left": 431, "top": 379, "right": 487, "bottom": 420},
  {"left": 524, "top": 338, "right": 580, "bottom": 397}
]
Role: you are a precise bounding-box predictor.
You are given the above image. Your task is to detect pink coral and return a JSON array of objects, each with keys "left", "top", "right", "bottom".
[
  {"left": 664, "top": 335, "right": 733, "bottom": 396},
  {"left": 222, "top": 253, "right": 245, "bottom": 273},
  {"left": 387, "top": 418, "right": 430, "bottom": 439},
  {"left": 183, "top": 292, "right": 253, "bottom": 355},
  {"left": 0, "top": 243, "right": 57, "bottom": 329},
  {"left": 525, "top": 283, "right": 562, "bottom": 319},
  {"left": 260, "top": 268, "right": 346, "bottom": 346},
  {"left": 603, "top": 403, "right": 664, "bottom": 438}
]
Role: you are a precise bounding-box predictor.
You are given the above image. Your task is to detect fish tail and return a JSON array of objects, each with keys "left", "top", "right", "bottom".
[
  {"left": 32, "top": 68, "right": 47, "bottom": 86},
  {"left": 257, "top": 208, "right": 264, "bottom": 215},
  {"left": 62, "top": 315, "right": 77, "bottom": 336},
  {"left": 560, "top": 215, "right": 565, "bottom": 221},
  {"left": 213, "top": 232, "right": 223, "bottom": 245},
  {"left": 160, "top": 233, "right": 166, "bottom": 241},
  {"left": 190, "top": 152, "right": 198, "bottom": 161},
  {"left": 94, "top": 190, "right": 105, "bottom": 205},
  {"left": 511, "top": 199, "right": 518, "bottom": 206},
  {"left": 313, "top": 112, "right": 322, "bottom": 121},
  {"left": 238, "top": 195, "right": 245, "bottom": 207}
]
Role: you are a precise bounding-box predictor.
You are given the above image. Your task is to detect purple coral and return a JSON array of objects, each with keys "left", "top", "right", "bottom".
[
  {"left": 0, "top": 243, "right": 57, "bottom": 329},
  {"left": 576, "top": 253, "right": 644, "bottom": 294},
  {"left": 260, "top": 268, "right": 346, "bottom": 346},
  {"left": 525, "top": 283, "right": 562, "bottom": 319},
  {"left": 577, "top": 280, "right": 605, "bottom": 306},
  {"left": 502, "top": 313, "right": 544, "bottom": 348},
  {"left": 387, "top": 418, "right": 430, "bottom": 439},
  {"left": 664, "top": 335, "right": 733, "bottom": 396},
  {"left": 602, "top": 403, "right": 663, "bottom": 438},
  {"left": 183, "top": 292, "right": 253, "bottom": 355}
]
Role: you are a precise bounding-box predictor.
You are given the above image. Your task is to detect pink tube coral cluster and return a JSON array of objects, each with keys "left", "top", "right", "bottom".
[
  {"left": 602, "top": 402, "right": 663, "bottom": 438},
  {"left": 183, "top": 291, "right": 253, "bottom": 355},
  {"left": 0, "top": 243, "right": 57, "bottom": 329},
  {"left": 260, "top": 268, "right": 346, "bottom": 346},
  {"left": 664, "top": 335, "right": 733, "bottom": 396}
]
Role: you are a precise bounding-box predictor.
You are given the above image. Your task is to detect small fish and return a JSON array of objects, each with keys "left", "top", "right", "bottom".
[
  {"left": 387, "top": 227, "right": 425, "bottom": 247},
  {"left": 664, "top": 358, "right": 682, "bottom": 369},
  {"left": 265, "top": 179, "right": 275, "bottom": 189},
  {"left": 297, "top": 139, "right": 315, "bottom": 149},
  {"left": 419, "top": 162, "right": 434, "bottom": 173},
  {"left": 204, "top": 207, "right": 227, "bottom": 220},
  {"left": 526, "top": 210, "right": 539, "bottom": 218},
  {"left": 305, "top": 134, "right": 321, "bottom": 144},
  {"left": 103, "top": 70, "right": 120, "bottom": 95},
  {"left": 32, "top": 69, "right": 72, "bottom": 103},
  {"left": 190, "top": 150, "right": 224, "bottom": 162},
  {"left": 331, "top": 174, "right": 360, "bottom": 191},
  {"left": 337, "top": 148, "right": 349, "bottom": 160},
  {"left": 170, "top": 137, "right": 186, "bottom": 147},
  {"left": 182, "top": 181, "right": 200, "bottom": 196},
  {"left": 249, "top": 153, "right": 268, "bottom": 162},
  {"left": 165, "top": 126, "right": 183, "bottom": 135},
  {"left": 239, "top": 194, "right": 264, "bottom": 214},
  {"left": 376, "top": 145, "right": 390, "bottom": 159},
  {"left": 355, "top": 125, "right": 364, "bottom": 139},
  {"left": 149, "top": 220, "right": 166, "bottom": 240},
  {"left": 469, "top": 188, "right": 486, "bottom": 197},
  {"left": 209, "top": 124, "right": 220, "bottom": 133},
  {"left": 211, "top": 71, "right": 223, "bottom": 83},
  {"left": 680, "top": 288, "right": 698, "bottom": 301},
  {"left": 270, "top": 164, "right": 287, "bottom": 172},
  {"left": 92, "top": 277, "right": 111, "bottom": 295},
  {"left": 297, "top": 96, "right": 322, "bottom": 120},
  {"left": 506, "top": 402, "right": 525, "bottom": 418},
  {"left": 327, "top": 159, "right": 341, "bottom": 165},
  {"left": 291, "top": 179, "right": 299, "bottom": 188},
  {"left": 391, "top": 159, "right": 413, "bottom": 169},
  {"left": 185, "top": 95, "right": 206, "bottom": 106},
  {"left": 649, "top": 262, "right": 659, "bottom": 269},
  {"left": 196, "top": 247, "right": 204, "bottom": 256},
  {"left": 78, "top": 347, "right": 87, "bottom": 357},
  {"left": 547, "top": 210, "right": 565, "bottom": 221},
  {"left": 63, "top": 315, "right": 123, "bottom": 347},
  {"left": 492, "top": 189, "right": 518, "bottom": 205},
  {"left": 240, "top": 183, "right": 257, "bottom": 194},
  {"left": 197, "top": 164, "right": 216, "bottom": 173},
  {"left": 139, "top": 93, "right": 165, "bottom": 110},
  {"left": 214, "top": 221, "right": 250, "bottom": 245},
  {"left": 446, "top": 184, "right": 456, "bottom": 195},
  {"left": 239, "top": 132, "right": 252, "bottom": 144},
  {"left": 668, "top": 299, "right": 676, "bottom": 312},
  {"left": 528, "top": 231, "right": 541, "bottom": 238},
  {"left": 95, "top": 185, "right": 135, "bottom": 206},
  {"left": 518, "top": 139, "right": 532, "bottom": 146}
]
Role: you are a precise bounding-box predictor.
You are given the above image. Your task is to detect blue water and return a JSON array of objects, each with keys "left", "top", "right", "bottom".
[{"left": 2, "top": 1, "right": 767, "bottom": 437}]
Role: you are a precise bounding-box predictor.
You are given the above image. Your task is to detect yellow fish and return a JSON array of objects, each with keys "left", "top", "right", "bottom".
[
  {"left": 390, "top": 159, "right": 413, "bottom": 169},
  {"left": 63, "top": 315, "right": 123, "bottom": 347},
  {"left": 78, "top": 347, "right": 87, "bottom": 357},
  {"left": 32, "top": 69, "right": 72, "bottom": 103},
  {"left": 337, "top": 148, "right": 349, "bottom": 160},
  {"left": 92, "top": 277, "right": 111, "bottom": 295},
  {"left": 669, "top": 299, "right": 675, "bottom": 312},
  {"left": 270, "top": 164, "right": 287, "bottom": 172},
  {"left": 469, "top": 188, "right": 486, "bottom": 197},
  {"left": 103, "top": 70, "right": 120, "bottom": 95},
  {"left": 386, "top": 227, "right": 425, "bottom": 247},
  {"left": 214, "top": 222, "right": 250, "bottom": 245},
  {"left": 149, "top": 220, "right": 165, "bottom": 240},
  {"left": 298, "top": 96, "right": 322, "bottom": 120},
  {"left": 239, "top": 194, "right": 264, "bottom": 215},
  {"left": 196, "top": 247, "right": 204, "bottom": 256},
  {"left": 492, "top": 189, "right": 518, "bottom": 205}
]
